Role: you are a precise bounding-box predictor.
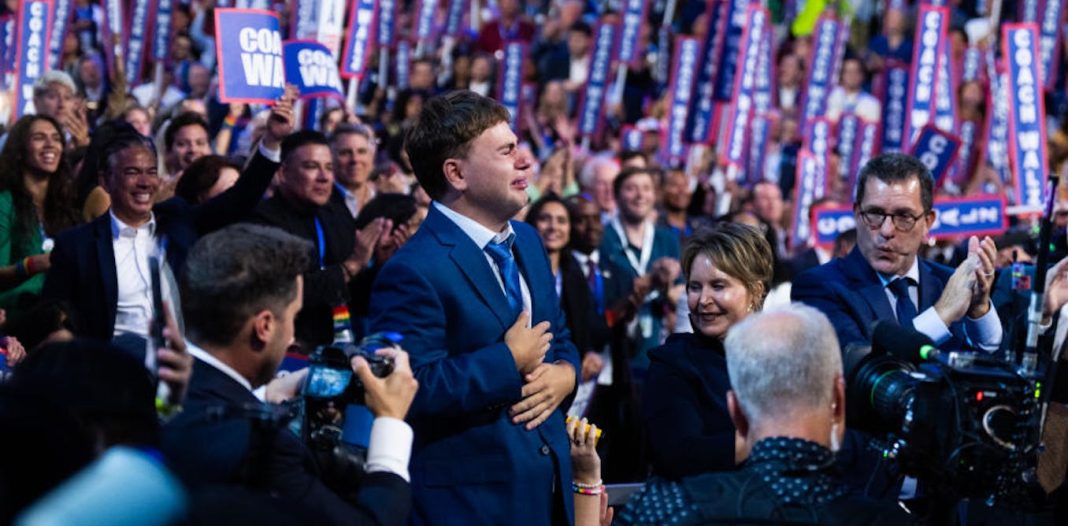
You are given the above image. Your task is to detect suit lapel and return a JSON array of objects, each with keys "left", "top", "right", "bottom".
[
  {"left": 843, "top": 247, "right": 895, "bottom": 324},
  {"left": 94, "top": 215, "right": 119, "bottom": 334},
  {"left": 425, "top": 207, "right": 514, "bottom": 328}
]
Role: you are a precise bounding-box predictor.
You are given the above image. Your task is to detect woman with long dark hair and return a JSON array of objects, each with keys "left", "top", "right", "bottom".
[{"left": 0, "top": 115, "right": 80, "bottom": 315}]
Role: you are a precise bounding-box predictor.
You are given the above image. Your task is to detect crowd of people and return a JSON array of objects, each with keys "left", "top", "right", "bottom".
[{"left": 1, "top": 0, "right": 1068, "bottom": 524}]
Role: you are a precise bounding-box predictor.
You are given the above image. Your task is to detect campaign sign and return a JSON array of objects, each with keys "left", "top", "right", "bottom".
[
  {"left": 46, "top": 0, "right": 71, "bottom": 69},
  {"left": 215, "top": 9, "right": 285, "bottom": 104},
  {"left": 414, "top": 0, "right": 439, "bottom": 42},
  {"left": 1020, "top": 0, "right": 1041, "bottom": 23},
  {"left": 1003, "top": 24, "right": 1050, "bottom": 210},
  {"left": 0, "top": 15, "right": 14, "bottom": 89},
  {"left": 837, "top": 113, "right": 859, "bottom": 182},
  {"left": 659, "top": 36, "right": 700, "bottom": 164},
  {"left": 933, "top": 35, "right": 956, "bottom": 132},
  {"left": 878, "top": 61, "right": 909, "bottom": 152},
  {"left": 577, "top": 23, "right": 617, "bottom": 138},
  {"left": 13, "top": 0, "right": 53, "bottom": 121},
  {"left": 747, "top": 112, "right": 775, "bottom": 185},
  {"left": 616, "top": 0, "right": 649, "bottom": 67},
  {"left": 284, "top": 41, "right": 343, "bottom": 99},
  {"left": 395, "top": 39, "right": 411, "bottom": 89},
  {"left": 1039, "top": 0, "right": 1065, "bottom": 90},
  {"left": 291, "top": 0, "right": 316, "bottom": 39},
  {"left": 811, "top": 197, "right": 1007, "bottom": 247},
  {"left": 496, "top": 41, "right": 525, "bottom": 131},
  {"left": 445, "top": 0, "right": 468, "bottom": 38},
  {"left": 791, "top": 150, "right": 821, "bottom": 250},
  {"left": 712, "top": 0, "right": 747, "bottom": 101},
  {"left": 951, "top": 119, "right": 980, "bottom": 185},
  {"left": 622, "top": 125, "right": 643, "bottom": 151},
  {"left": 153, "top": 0, "right": 172, "bottom": 61},
  {"left": 928, "top": 196, "right": 1007, "bottom": 238},
  {"left": 799, "top": 15, "right": 841, "bottom": 127},
  {"left": 753, "top": 23, "right": 775, "bottom": 115},
  {"left": 340, "top": 0, "right": 377, "bottom": 79},
  {"left": 811, "top": 206, "right": 856, "bottom": 247},
  {"left": 723, "top": 5, "right": 769, "bottom": 169},
  {"left": 378, "top": 0, "right": 396, "bottom": 47},
  {"left": 686, "top": 0, "right": 725, "bottom": 143},
  {"left": 124, "top": 0, "right": 154, "bottom": 86},
  {"left": 849, "top": 118, "right": 880, "bottom": 195},
  {"left": 909, "top": 125, "right": 961, "bottom": 184},
  {"left": 905, "top": 5, "right": 948, "bottom": 144}
]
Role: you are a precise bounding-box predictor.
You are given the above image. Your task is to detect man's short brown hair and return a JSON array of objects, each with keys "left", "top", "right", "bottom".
[{"left": 404, "top": 91, "right": 510, "bottom": 200}]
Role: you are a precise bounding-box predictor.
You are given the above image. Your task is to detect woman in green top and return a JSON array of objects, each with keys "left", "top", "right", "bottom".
[{"left": 0, "top": 115, "right": 80, "bottom": 316}]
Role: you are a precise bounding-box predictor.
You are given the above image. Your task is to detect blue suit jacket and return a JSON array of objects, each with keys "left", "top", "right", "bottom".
[
  {"left": 792, "top": 246, "right": 974, "bottom": 351},
  {"left": 369, "top": 205, "right": 580, "bottom": 526}
]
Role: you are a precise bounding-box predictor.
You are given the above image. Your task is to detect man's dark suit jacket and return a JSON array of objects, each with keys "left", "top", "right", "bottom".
[
  {"left": 42, "top": 151, "right": 279, "bottom": 341},
  {"left": 368, "top": 205, "right": 580, "bottom": 525},
  {"left": 161, "top": 358, "right": 410, "bottom": 526},
  {"left": 792, "top": 246, "right": 975, "bottom": 351},
  {"left": 248, "top": 194, "right": 375, "bottom": 349}
]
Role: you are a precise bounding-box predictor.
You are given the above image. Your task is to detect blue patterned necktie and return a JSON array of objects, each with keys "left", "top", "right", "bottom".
[
  {"left": 888, "top": 277, "right": 918, "bottom": 327},
  {"left": 484, "top": 234, "right": 523, "bottom": 317}
]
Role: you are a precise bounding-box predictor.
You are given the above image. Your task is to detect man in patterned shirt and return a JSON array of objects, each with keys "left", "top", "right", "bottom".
[{"left": 615, "top": 304, "right": 911, "bottom": 525}]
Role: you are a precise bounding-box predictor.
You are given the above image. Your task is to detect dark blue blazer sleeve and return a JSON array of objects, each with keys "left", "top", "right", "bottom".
[{"left": 369, "top": 259, "right": 525, "bottom": 418}]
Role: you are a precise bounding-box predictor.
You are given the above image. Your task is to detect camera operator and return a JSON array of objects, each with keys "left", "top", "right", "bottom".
[
  {"left": 615, "top": 304, "right": 911, "bottom": 525},
  {"left": 161, "top": 223, "right": 418, "bottom": 526}
]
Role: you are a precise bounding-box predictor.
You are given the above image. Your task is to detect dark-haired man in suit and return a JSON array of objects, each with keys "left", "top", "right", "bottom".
[{"left": 369, "top": 91, "right": 580, "bottom": 525}]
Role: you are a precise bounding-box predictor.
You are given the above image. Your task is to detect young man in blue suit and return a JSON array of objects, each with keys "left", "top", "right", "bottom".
[
  {"left": 369, "top": 91, "right": 580, "bottom": 525},
  {"left": 793, "top": 153, "right": 1002, "bottom": 354}
]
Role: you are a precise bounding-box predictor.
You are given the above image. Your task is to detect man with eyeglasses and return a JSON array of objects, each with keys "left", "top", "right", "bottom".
[{"left": 793, "top": 153, "right": 1002, "bottom": 355}]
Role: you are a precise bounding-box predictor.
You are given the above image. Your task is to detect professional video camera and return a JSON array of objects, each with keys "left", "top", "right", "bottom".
[
  {"left": 299, "top": 332, "right": 400, "bottom": 493},
  {"left": 844, "top": 323, "right": 1045, "bottom": 507}
]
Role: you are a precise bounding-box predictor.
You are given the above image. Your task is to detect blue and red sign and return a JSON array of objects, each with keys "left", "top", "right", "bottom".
[
  {"left": 1038, "top": 0, "right": 1066, "bottom": 91},
  {"left": 496, "top": 41, "right": 526, "bottom": 131},
  {"left": 577, "top": 23, "right": 617, "bottom": 139},
  {"left": 616, "top": 0, "right": 649, "bottom": 67},
  {"left": 909, "top": 124, "right": 962, "bottom": 185},
  {"left": 124, "top": 0, "right": 155, "bottom": 86},
  {"left": 0, "top": 16, "right": 15, "bottom": 90},
  {"left": 848, "top": 118, "right": 880, "bottom": 195},
  {"left": 660, "top": 36, "right": 700, "bottom": 164},
  {"left": 622, "top": 125, "right": 643, "bottom": 151},
  {"left": 215, "top": 9, "right": 285, "bottom": 104},
  {"left": 284, "top": 40, "right": 343, "bottom": 99},
  {"left": 378, "top": 0, "right": 396, "bottom": 47},
  {"left": 747, "top": 112, "right": 776, "bottom": 185},
  {"left": 791, "top": 150, "right": 821, "bottom": 250},
  {"left": 799, "top": 15, "right": 842, "bottom": 126},
  {"left": 905, "top": 5, "right": 948, "bottom": 143},
  {"left": 951, "top": 119, "right": 981, "bottom": 185},
  {"left": 877, "top": 60, "right": 909, "bottom": 152},
  {"left": 394, "top": 39, "right": 411, "bottom": 89},
  {"left": 414, "top": 0, "right": 439, "bottom": 43},
  {"left": 933, "top": 31, "right": 956, "bottom": 132},
  {"left": 713, "top": 0, "right": 748, "bottom": 101},
  {"left": 1003, "top": 24, "right": 1050, "bottom": 210},
  {"left": 723, "top": 5, "right": 769, "bottom": 169},
  {"left": 445, "top": 0, "right": 468, "bottom": 38},
  {"left": 153, "top": 0, "right": 173, "bottom": 61},
  {"left": 686, "top": 0, "right": 725, "bottom": 144},
  {"left": 13, "top": 0, "right": 53, "bottom": 121},
  {"left": 46, "top": 0, "right": 71, "bottom": 69},
  {"left": 340, "top": 0, "right": 377, "bottom": 79}
]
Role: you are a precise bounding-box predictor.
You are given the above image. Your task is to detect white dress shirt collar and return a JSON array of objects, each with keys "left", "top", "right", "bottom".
[
  {"left": 187, "top": 341, "right": 254, "bottom": 393},
  {"left": 433, "top": 201, "right": 515, "bottom": 248}
]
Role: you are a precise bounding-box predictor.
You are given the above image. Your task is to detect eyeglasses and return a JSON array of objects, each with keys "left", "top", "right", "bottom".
[{"left": 858, "top": 209, "right": 928, "bottom": 232}]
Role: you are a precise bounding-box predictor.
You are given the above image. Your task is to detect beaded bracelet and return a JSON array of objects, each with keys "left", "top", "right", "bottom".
[
  {"left": 23, "top": 256, "right": 33, "bottom": 275},
  {"left": 572, "top": 483, "right": 605, "bottom": 496}
]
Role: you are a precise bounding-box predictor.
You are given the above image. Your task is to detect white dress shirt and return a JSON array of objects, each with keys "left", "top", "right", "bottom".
[
  {"left": 187, "top": 341, "right": 415, "bottom": 482},
  {"left": 879, "top": 258, "right": 1002, "bottom": 351},
  {"left": 433, "top": 201, "right": 533, "bottom": 320},
  {"left": 111, "top": 211, "right": 165, "bottom": 339}
]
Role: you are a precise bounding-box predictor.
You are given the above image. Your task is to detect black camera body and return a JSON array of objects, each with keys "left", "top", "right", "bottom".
[
  {"left": 299, "top": 333, "right": 400, "bottom": 493},
  {"left": 845, "top": 326, "right": 1044, "bottom": 506}
]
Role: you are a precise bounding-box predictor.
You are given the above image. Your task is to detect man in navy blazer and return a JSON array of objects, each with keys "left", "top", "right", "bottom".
[
  {"left": 42, "top": 89, "right": 296, "bottom": 341},
  {"left": 793, "top": 153, "right": 1002, "bottom": 354},
  {"left": 369, "top": 91, "right": 580, "bottom": 525}
]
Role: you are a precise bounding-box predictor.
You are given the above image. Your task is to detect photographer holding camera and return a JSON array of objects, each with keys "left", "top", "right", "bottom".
[{"left": 161, "top": 224, "right": 418, "bottom": 526}]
